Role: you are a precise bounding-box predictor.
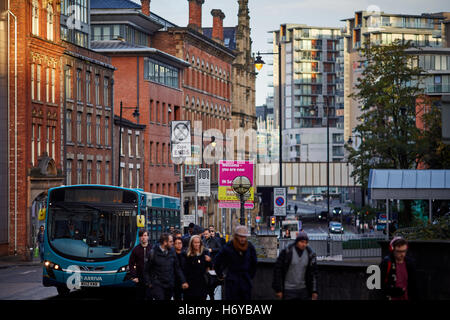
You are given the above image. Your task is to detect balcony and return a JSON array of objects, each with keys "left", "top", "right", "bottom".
[{"left": 425, "top": 84, "right": 450, "bottom": 95}]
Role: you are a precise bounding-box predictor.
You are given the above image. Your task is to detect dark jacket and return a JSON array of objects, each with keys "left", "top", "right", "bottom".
[
  {"left": 380, "top": 255, "right": 418, "bottom": 300},
  {"left": 183, "top": 250, "right": 212, "bottom": 300},
  {"left": 214, "top": 240, "right": 257, "bottom": 300},
  {"left": 203, "top": 236, "right": 222, "bottom": 260},
  {"left": 144, "top": 245, "right": 186, "bottom": 289},
  {"left": 272, "top": 244, "right": 318, "bottom": 296},
  {"left": 128, "top": 243, "right": 152, "bottom": 281}
]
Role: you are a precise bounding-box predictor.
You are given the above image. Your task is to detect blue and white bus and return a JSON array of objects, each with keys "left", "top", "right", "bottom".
[{"left": 42, "top": 185, "right": 179, "bottom": 295}]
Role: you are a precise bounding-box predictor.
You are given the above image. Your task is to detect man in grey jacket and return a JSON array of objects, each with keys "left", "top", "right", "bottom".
[{"left": 272, "top": 232, "right": 318, "bottom": 300}]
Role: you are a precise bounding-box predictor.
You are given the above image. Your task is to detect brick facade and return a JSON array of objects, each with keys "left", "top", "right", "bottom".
[
  {"left": 62, "top": 42, "right": 115, "bottom": 188},
  {"left": 3, "top": 0, "right": 66, "bottom": 257}
]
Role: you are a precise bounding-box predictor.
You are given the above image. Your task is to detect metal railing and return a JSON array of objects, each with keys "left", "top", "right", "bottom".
[{"left": 278, "top": 234, "right": 383, "bottom": 259}]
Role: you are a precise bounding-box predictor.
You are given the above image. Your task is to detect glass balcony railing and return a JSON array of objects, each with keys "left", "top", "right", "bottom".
[{"left": 425, "top": 84, "right": 450, "bottom": 94}]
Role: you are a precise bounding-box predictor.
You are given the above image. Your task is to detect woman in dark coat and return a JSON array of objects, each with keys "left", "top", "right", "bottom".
[{"left": 183, "top": 235, "right": 212, "bottom": 301}]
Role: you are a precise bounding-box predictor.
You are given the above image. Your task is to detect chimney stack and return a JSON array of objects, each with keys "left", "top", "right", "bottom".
[
  {"left": 141, "top": 0, "right": 150, "bottom": 16},
  {"left": 188, "top": 0, "right": 205, "bottom": 32},
  {"left": 211, "top": 9, "right": 225, "bottom": 43}
]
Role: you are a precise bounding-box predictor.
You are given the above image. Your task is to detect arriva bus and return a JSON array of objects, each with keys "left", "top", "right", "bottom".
[{"left": 42, "top": 185, "right": 180, "bottom": 295}]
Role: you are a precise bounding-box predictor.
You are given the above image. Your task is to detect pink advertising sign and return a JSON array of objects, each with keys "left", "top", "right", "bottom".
[{"left": 218, "top": 160, "right": 254, "bottom": 209}]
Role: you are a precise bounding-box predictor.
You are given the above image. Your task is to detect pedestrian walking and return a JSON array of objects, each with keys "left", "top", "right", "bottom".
[
  {"left": 202, "top": 229, "right": 221, "bottom": 300},
  {"left": 183, "top": 235, "right": 212, "bottom": 301},
  {"left": 173, "top": 237, "right": 187, "bottom": 301},
  {"left": 144, "top": 233, "right": 189, "bottom": 300},
  {"left": 203, "top": 229, "right": 222, "bottom": 260},
  {"left": 272, "top": 231, "right": 318, "bottom": 300},
  {"left": 209, "top": 225, "right": 226, "bottom": 247},
  {"left": 36, "top": 225, "right": 45, "bottom": 263},
  {"left": 214, "top": 225, "right": 257, "bottom": 300},
  {"left": 380, "top": 237, "right": 418, "bottom": 300},
  {"left": 128, "top": 229, "right": 152, "bottom": 300},
  {"left": 182, "top": 223, "right": 196, "bottom": 248}
]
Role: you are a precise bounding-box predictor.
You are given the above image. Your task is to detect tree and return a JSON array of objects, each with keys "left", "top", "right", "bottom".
[
  {"left": 346, "top": 40, "right": 425, "bottom": 225},
  {"left": 418, "top": 103, "right": 450, "bottom": 169}
]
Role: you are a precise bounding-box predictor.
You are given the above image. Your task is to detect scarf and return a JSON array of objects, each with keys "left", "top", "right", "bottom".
[{"left": 233, "top": 237, "right": 248, "bottom": 253}]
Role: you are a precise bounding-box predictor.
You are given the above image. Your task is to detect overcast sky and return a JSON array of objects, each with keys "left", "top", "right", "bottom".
[{"left": 132, "top": 0, "right": 450, "bottom": 105}]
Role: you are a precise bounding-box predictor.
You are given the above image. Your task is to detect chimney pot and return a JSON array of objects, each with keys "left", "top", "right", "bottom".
[
  {"left": 211, "top": 9, "right": 225, "bottom": 42},
  {"left": 188, "top": 0, "right": 205, "bottom": 31},
  {"left": 141, "top": 0, "right": 150, "bottom": 16}
]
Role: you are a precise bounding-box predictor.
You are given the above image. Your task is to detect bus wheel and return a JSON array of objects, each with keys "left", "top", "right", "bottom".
[{"left": 57, "top": 286, "right": 70, "bottom": 296}]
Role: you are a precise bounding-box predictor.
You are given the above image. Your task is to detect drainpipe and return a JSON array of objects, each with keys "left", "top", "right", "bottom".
[{"left": 7, "top": 1, "right": 18, "bottom": 255}]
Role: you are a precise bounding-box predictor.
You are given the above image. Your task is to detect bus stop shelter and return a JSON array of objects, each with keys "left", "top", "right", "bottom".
[{"left": 369, "top": 169, "right": 450, "bottom": 235}]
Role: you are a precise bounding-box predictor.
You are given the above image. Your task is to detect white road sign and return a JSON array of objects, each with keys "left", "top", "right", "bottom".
[
  {"left": 197, "top": 168, "right": 211, "bottom": 197},
  {"left": 274, "top": 187, "right": 287, "bottom": 216},
  {"left": 171, "top": 121, "right": 191, "bottom": 158}
]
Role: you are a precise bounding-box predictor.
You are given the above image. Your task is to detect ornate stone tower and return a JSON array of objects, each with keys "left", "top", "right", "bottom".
[{"left": 231, "top": 0, "right": 257, "bottom": 160}]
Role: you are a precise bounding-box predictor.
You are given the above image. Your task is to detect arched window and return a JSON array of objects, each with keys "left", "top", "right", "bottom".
[
  {"left": 185, "top": 95, "right": 190, "bottom": 107},
  {"left": 32, "top": 0, "right": 39, "bottom": 36},
  {"left": 47, "top": 4, "right": 54, "bottom": 41}
]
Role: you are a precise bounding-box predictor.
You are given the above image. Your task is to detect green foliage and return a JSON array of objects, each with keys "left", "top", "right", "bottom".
[
  {"left": 417, "top": 104, "right": 450, "bottom": 169},
  {"left": 394, "top": 216, "right": 450, "bottom": 240},
  {"left": 347, "top": 40, "right": 425, "bottom": 186}
]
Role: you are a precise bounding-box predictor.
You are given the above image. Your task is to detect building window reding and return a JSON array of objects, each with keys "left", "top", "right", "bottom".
[
  {"left": 87, "top": 161, "right": 92, "bottom": 184},
  {"left": 96, "top": 115, "right": 101, "bottom": 145},
  {"left": 51, "top": 68, "right": 55, "bottom": 103},
  {"left": 31, "top": 64, "right": 35, "bottom": 100},
  {"left": 104, "top": 77, "right": 109, "bottom": 107},
  {"left": 77, "top": 160, "right": 83, "bottom": 184},
  {"left": 32, "top": 0, "right": 39, "bottom": 36},
  {"left": 105, "top": 117, "right": 109, "bottom": 146},
  {"left": 77, "top": 112, "right": 82, "bottom": 143},
  {"left": 95, "top": 74, "right": 100, "bottom": 105},
  {"left": 36, "top": 65, "right": 41, "bottom": 101},
  {"left": 86, "top": 71, "right": 91, "bottom": 104},
  {"left": 96, "top": 162, "right": 101, "bottom": 184},
  {"left": 66, "top": 160, "right": 72, "bottom": 185},
  {"left": 86, "top": 114, "right": 92, "bottom": 144},
  {"left": 47, "top": 4, "right": 54, "bottom": 41},
  {"left": 66, "top": 110, "right": 72, "bottom": 142},
  {"left": 76, "top": 69, "right": 82, "bottom": 102}
]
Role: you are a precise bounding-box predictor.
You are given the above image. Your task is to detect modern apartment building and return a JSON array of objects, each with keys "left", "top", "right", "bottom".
[
  {"left": 270, "top": 24, "right": 345, "bottom": 163},
  {"left": 342, "top": 10, "right": 450, "bottom": 142}
]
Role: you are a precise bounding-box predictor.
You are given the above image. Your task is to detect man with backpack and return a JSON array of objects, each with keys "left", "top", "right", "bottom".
[
  {"left": 380, "top": 237, "right": 418, "bottom": 300},
  {"left": 272, "top": 232, "right": 319, "bottom": 300}
]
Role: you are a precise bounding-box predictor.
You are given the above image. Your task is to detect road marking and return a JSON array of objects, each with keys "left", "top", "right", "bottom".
[{"left": 20, "top": 270, "right": 37, "bottom": 275}]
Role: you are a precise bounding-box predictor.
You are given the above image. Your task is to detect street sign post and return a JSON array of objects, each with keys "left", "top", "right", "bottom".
[
  {"left": 171, "top": 121, "right": 191, "bottom": 158},
  {"left": 274, "top": 187, "right": 286, "bottom": 216}
]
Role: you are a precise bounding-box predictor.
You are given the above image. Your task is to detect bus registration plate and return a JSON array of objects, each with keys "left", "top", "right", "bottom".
[{"left": 81, "top": 282, "right": 100, "bottom": 287}]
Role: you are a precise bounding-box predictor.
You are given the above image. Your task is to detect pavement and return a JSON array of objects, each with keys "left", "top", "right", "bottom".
[{"left": 0, "top": 255, "right": 42, "bottom": 269}]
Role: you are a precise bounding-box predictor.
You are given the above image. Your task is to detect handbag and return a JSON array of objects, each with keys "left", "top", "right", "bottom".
[
  {"left": 205, "top": 270, "right": 222, "bottom": 288},
  {"left": 34, "top": 246, "right": 39, "bottom": 258}
]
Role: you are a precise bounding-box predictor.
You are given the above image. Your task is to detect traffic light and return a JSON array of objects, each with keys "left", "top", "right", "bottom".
[{"left": 270, "top": 216, "right": 276, "bottom": 226}]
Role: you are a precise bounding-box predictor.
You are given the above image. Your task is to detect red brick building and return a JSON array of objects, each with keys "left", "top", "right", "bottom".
[
  {"left": 90, "top": 0, "right": 189, "bottom": 197},
  {"left": 62, "top": 42, "right": 115, "bottom": 188},
  {"left": 1, "top": 0, "right": 66, "bottom": 257},
  {"left": 151, "top": 0, "right": 236, "bottom": 229}
]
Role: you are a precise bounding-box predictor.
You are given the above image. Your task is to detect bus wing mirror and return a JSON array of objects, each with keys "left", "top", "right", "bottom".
[
  {"left": 137, "top": 215, "right": 145, "bottom": 228},
  {"left": 38, "top": 208, "right": 46, "bottom": 221}
]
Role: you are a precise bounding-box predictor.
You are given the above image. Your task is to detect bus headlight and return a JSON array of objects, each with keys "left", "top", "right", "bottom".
[
  {"left": 117, "top": 265, "right": 129, "bottom": 273},
  {"left": 44, "top": 260, "right": 61, "bottom": 271}
]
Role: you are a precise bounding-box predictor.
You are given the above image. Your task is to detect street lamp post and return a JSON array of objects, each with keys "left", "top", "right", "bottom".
[
  {"left": 255, "top": 29, "right": 284, "bottom": 231},
  {"left": 118, "top": 101, "right": 139, "bottom": 187},
  {"left": 232, "top": 176, "right": 251, "bottom": 226}
]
